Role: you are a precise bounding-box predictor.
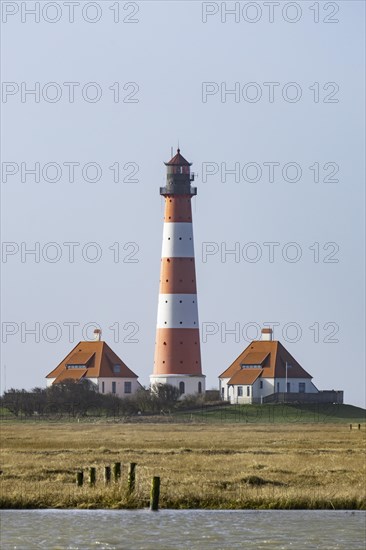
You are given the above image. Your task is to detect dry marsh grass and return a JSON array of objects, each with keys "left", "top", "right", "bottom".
[{"left": 0, "top": 422, "right": 365, "bottom": 509}]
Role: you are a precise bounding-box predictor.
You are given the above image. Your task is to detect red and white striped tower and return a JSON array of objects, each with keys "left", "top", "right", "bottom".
[{"left": 151, "top": 149, "right": 205, "bottom": 396}]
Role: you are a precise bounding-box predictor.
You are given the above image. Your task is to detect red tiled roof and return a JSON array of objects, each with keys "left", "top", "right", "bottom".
[
  {"left": 165, "top": 148, "right": 192, "bottom": 166},
  {"left": 46, "top": 341, "right": 138, "bottom": 381},
  {"left": 54, "top": 369, "right": 87, "bottom": 383},
  {"left": 220, "top": 340, "right": 312, "bottom": 380},
  {"left": 228, "top": 368, "right": 262, "bottom": 386},
  {"left": 241, "top": 351, "right": 269, "bottom": 365},
  {"left": 66, "top": 351, "right": 94, "bottom": 365}
]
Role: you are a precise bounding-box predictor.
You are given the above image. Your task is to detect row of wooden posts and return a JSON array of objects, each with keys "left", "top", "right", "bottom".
[
  {"left": 75, "top": 462, "right": 160, "bottom": 511},
  {"left": 349, "top": 424, "right": 362, "bottom": 430}
]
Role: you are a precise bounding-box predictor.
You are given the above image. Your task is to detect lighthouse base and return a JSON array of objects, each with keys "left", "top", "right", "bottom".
[{"left": 150, "top": 374, "right": 206, "bottom": 398}]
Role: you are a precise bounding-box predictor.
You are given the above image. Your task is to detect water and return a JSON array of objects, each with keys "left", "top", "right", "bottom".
[{"left": 1, "top": 510, "right": 365, "bottom": 550}]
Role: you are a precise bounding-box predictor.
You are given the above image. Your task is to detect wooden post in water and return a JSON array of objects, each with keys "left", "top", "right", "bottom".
[
  {"left": 150, "top": 476, "right": 160, "bottom": 511},
  {"left": 113, "top": 462, "right": 121, "bottom": 482},
  {"left": 76, "top": 471, "right": 84, "bottom": 487},
  {"left": 104, "top": 466, "right": 111, "bottom": 484},
  {"left": 128, "top": 463, "right": 136, "bottom": 493},
  {"left": 350, "top": 424, "right": 352, "bottom": 430},
  {"left": 89, "top": 467, "right": 96, "bottom": 486},
  {"left": 358, "top": 424, "right": 361, "bottom": 430}
]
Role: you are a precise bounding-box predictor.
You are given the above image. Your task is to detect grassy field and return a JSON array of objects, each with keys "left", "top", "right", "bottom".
[
  {"left": 1, "top": 415, "right": 365, "bottom": 510},
  {"left": 2, "top": 403, "right": 365, "bottom": 424},
  {"left": 176, "top": 403, "right": 366, "bottom": 424}
]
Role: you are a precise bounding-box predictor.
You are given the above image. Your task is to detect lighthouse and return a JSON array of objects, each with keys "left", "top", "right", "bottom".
[{"left": 151, "top": 149, "right": 205, "bottom": 396}]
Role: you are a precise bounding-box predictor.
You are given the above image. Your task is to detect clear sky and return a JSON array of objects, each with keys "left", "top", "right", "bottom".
[{"left": 1, "top": 1, "right": 365, "bottom": 407}]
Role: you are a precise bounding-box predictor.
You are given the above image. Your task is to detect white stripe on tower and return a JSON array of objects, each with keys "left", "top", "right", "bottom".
[
  {"left": 161, "top": 222, "right": 194, "bottom": 258},
  {"left": 157, "top": 294, "right": 199, "bottom": 328}
]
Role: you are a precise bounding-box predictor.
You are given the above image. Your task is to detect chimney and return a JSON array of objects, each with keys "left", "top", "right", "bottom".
[
  {"left": 261, "top": 328, "right": 273, "bottom": 341},
  {"left": 93, "top": 329, "right": 102, "bottom": 341}
]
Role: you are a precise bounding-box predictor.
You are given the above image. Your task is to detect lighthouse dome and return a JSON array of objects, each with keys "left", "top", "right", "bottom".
[{"left": 165, "top": 148, "right": 192, "bottom": 167}]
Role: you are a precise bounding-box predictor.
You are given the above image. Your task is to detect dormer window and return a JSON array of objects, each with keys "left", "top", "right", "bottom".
[
  {"left": 67, "top": 364, "right": 86, "bottom": 369},
  {"left": 113, "top": 365, "right": 121, "bottom": 374}
]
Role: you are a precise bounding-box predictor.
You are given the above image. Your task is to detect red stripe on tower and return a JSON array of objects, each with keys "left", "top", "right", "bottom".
[{"left": 151, "top": 149, "right": 205, "bottom": 397}]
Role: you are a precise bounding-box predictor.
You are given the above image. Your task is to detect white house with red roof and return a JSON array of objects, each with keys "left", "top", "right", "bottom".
[
  {"left": 46, "top": 330, "right": 141, "bottom": 398},
  {"left": 219, "top": 328, "right": 320, "bottom": 404}
]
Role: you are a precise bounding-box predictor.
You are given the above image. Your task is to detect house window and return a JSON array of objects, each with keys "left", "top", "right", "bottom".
[
  {"left": 198, "top": 382, "right": 202, "bottom": 394},
  {"left": 113, "top": 365, "right": 121, "bottom": 374},
  {"left": 277, "top": 382, "right": 280, "bottom": 392},
  {"left": 299, "top": 382, "right": 306, "bottom": 393},
  {"left": 247, "top": 386, "right": 250, "bottom": 397},
  {"left": 101, "top": 382, "right": 105, "bottom": 394},
  {"left": 237, "top": 386, "right": 243, "bottom": 397},
  {"left": 124, "top": 381, "right": 132, "bottom": 394},
  {"left": 259, "top": 381, "right": 263, "bottom": 389},
  {"left": 287, "top": 382, "right": 291, "bottom": 393},
  {"left": 221, "top": 387, "right": 225, "bottom": 398},
  {"left": 179, "top": 381, "right": 185, "bottom": 395},
  {"left": 112, "top": 382, "right": 116, "bottom": 394},
  {"left": 66, "top": 364, "right": 85, "bottom": 369}
]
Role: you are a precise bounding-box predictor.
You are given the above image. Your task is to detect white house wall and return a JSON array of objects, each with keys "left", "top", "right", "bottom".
[
  {"left": 219, "top": 378, "right": 230, "bottom": 401},
  {"left": 252, "top": 378, "right": 274, "bottom": 401},
  {"left": 219, "top": 378, "right": 271, "bottom": 403},
  {"left": 221, "top": 376, "right": 318, "bottom": 404},
  {"left": 47, "top": 376, "right": 140, "bottom": 398},
  {"left": 273, "top": 378, "right": 318, "bottom": 394},
  {"left": 96, "top": 377, "right": 140, "bottom": 398}
]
